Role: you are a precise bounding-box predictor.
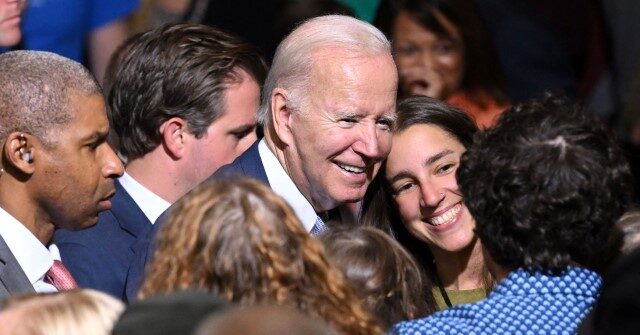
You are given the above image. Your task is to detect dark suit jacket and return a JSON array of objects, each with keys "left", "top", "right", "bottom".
[
  {"left": 0, "top": 234, "right": 34, "bottom": 303},
  {"left": 54, "top": 179, "right": 151, "bottom": 300},
  {"left": 124, "top": 140, "right": 268, "bottom": 301},
  {"left": 212, "top": 140, "right": 269, "bottom": 185}
]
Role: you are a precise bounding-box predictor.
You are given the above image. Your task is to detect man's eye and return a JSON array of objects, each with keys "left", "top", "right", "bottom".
[
  {"left": 233, "top": 129, "right": 253, "bottom": 140},
  {"left": 377, "top": 118, "right": 394, "bottom": 131},
  {"left": 88, "top": 142, "right": 100, "bottom": 151},
  {"left": 338, "top": 118, "right": 358, "bottom": 127}
]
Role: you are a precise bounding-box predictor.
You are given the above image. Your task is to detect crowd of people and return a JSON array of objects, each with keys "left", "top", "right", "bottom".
[{"left": 0, "top": 0, "right": 639, "bottom": 334}]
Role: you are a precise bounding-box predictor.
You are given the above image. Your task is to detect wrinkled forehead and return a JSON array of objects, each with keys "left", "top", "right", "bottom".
[{"left": 307, "top": 51, "right": 397, "bottom": 107}]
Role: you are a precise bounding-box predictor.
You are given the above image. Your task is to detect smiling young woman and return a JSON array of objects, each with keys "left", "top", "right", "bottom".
[{"left": 361, "top": 96, "right": 492, "bottom": 310}]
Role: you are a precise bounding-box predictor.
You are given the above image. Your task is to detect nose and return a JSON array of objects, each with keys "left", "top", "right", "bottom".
[
  {"left": 102, "top": 145, "right": 124, "bottom": 179},
  {"left": 419, "top": 181, "right": 444, "bottom": 208},
  {"left": 353, "top": 123, "right": 385, "bottom": 160},
  {"left": 415, "top": 48, "right": 436, "bottom": 70}
]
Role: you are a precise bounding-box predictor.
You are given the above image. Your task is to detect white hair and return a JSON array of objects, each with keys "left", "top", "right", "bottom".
[{"left": 257, "top": 15, "right": 392, "bottom": 125}]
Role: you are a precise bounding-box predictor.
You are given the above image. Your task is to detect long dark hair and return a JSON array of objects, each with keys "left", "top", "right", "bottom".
[
  {"left": 375, "top": 0, "right": 507, "bottom": 104},
  {"left": 360, "top": 96, "right": 482, "bottom": 285}
]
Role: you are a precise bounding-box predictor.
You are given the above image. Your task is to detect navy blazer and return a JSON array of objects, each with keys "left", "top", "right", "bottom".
[
  {"left": 0, "top": 234, "right": 35, "bottom": 302},
  {"left": 54, "top": 179, "right": 151, "bottom": 300},
  {"left": 124, "top": 140, "right": 268, "bottom": 301}
]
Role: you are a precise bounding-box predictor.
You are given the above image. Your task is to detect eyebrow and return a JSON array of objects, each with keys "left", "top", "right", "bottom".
[
  {"left": 82, "top": 129, "right": 109, "bottom": 143},
  {"left": 388, "top": 149, "right": 454, "bottom": 184},
  {"left": 229, "top": 123, "right": 256, "bottom": 134}
]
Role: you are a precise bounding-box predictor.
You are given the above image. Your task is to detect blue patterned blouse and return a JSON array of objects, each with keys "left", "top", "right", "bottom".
[{"left": 394, "top": 267, "right": 601, "bottom": 335}]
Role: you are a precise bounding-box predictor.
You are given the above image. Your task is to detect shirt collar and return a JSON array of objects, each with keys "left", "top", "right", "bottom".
[
  {"left": 118, "top": 172, "right": 171, "bottom": 224},
  {"left": 258, "top": 139, "right": 316, "bottom": 232},
  {"left": 0, "top": 207, "right": 57, "bottom": 285}
]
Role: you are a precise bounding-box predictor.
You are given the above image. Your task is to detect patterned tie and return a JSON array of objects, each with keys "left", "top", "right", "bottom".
[
  {"left": 44, "top": 260, "right": 78, "bottom": 291},
  {"left": 310, "top": 215, "right": 328, "bottom": 236}
]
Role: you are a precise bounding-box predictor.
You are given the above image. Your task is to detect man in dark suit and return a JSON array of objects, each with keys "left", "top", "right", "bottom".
[
  {"left": 124, "top": 15, "right": 398, "bottom": 301},
  {"left": 53, "top": 24, "right": 267, "bottom": 301},
  {"left": 0, "top": 50, "right": 124, "bottom": 302},
  {"left": 216, "top": 14, "right": 398, "bottom": 233}
]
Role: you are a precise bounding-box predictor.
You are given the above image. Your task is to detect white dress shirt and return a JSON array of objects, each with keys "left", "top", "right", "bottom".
[
  {"left": 118, "top": 172, "right": 171, "bottom": 224},
  {"left": 0, "top": 207, "right": 59, "bottom": 293},
  {"left": 258, "top": 139, "right": 316, "bottom": 232}
]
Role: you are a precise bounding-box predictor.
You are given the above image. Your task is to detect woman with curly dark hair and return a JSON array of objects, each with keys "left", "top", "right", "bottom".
[
  {"left": 361, "top": 96, "right": 492, "bottom": 311},
  {"left": 394, "top": 95, "right": 634, "bottom": 334},
  {"left": 138, "top": 178, "right": 383, "bottom": 335}
]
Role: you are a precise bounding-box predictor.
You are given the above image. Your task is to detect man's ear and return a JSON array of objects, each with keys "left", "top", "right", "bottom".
[
  {"left": 159, "top": 117, "right": 188, "bottom": 159},
  {"left": 270, "top": 88, "right": 295, "bottom": 146},
  {"left": 3, "top": 132, "right": 36, "bottom": 176}
]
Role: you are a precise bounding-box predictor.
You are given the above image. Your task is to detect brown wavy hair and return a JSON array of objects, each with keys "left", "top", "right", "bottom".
[
  {"left": 320, "top": 227, "right": 436, "bottom": 328},
  {"left": 139, "top": 178, "right": 382, "bottom": 335}
]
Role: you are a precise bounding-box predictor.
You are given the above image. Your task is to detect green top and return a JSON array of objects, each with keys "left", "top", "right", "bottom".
[{"left": 432, "top": 287, "right": 487, "bottom": 310}]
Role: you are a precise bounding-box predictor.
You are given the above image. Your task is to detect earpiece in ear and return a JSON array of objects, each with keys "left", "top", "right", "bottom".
[
  {"left": 18, "top": 134, "right": 32, "bottom": 163},
  {"left": 20, "top": 148, "right": 32, "bottom": 163}
]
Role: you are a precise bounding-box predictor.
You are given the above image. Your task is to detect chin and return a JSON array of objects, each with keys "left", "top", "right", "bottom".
[
  {"left": 69, "top": 216, "right": 100, "bottom": 231},
  {"left": 333, "top": 188, "right": 367, "bottom": 204}
]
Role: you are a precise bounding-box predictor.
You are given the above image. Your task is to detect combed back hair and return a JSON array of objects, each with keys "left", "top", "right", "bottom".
[
  {"left": 139, "top": 178, "right": 383, "bottom": 335},
  {"left": 108, "top": 23, "right": 268, "bottom": 159},
  {"left": 320, "top": 227, "right": 435, "bottom": 328},
  {"left": 457, "top": 95, "right": 634, "bottom": 273},
  {"left": 257, "top": 14, "right": 392, "bottom": 125},
  {"left": 361, "top": 96, "right": 483, "bottom": 284},
  {"left": 2, "top": 289, "right": 124, "bottom": 335},
  {"left": 0, "top": 51, "right": 100, "bottom": 146}
]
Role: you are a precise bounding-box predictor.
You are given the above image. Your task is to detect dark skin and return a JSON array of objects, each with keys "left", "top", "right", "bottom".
[{"left": 0, "top": 92, "right": 124, "bottom": 245}]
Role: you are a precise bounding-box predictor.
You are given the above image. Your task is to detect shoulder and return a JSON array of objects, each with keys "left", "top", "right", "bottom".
[{"left": 393, "top": 304, "right": 480, "bottom": 335}]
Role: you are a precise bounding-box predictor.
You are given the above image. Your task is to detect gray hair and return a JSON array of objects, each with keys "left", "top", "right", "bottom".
[
  {"left": 0, "top": 51, "right": 101, "bottom": 145},
  {"left": 257, "top": 15, "right": 392, "bottom": 125}
]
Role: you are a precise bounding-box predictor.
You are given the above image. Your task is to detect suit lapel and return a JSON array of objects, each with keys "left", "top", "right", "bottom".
[
  {"left": 110, "top": 180, "right": 153, "bottom": 237},
  {"left": 0, "top": 234, "right": 35, "bottom": 297}
]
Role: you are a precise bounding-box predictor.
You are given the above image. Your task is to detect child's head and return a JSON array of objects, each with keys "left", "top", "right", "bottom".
[{"left": 320, "top": 226, "right": 435, "bottom": 328}]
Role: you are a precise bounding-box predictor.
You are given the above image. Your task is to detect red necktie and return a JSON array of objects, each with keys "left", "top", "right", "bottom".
[{"left": 44, "top": 260, "right": 78, "bottom": 291}]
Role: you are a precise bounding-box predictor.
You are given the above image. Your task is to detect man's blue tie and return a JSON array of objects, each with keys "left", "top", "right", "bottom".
[{"left": 310, "top": 215, "right": 328, "bottom": 236}]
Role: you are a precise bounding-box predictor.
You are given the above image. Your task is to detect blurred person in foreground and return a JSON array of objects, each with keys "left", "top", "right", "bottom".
[
  {"left": 0, "top": 289, "right": 124, "bottom": 335},
  {"left": 138, "top": 178, "right": 383, "bottom": 335},
  {"left": 320, "top": 226, "right": 436, "bottom": 328}
]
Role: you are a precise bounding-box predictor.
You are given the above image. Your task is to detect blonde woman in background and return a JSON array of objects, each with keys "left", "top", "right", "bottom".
[{"left": 0, "top": 289, "right": 124, "bottom": 335}]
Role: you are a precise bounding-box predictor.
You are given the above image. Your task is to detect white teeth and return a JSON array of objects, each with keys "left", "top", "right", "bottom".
[
  {"left": 338, "top": 164, "right": 365, "bottom": 173},
  {"left": 427, "top": 204, "right": 461, "bottom": 226}
]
